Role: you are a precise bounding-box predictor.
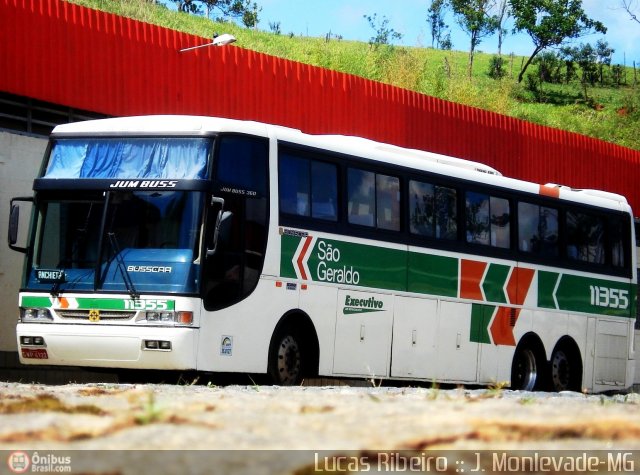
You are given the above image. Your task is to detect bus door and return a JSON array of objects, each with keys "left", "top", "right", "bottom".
[
  {"left": 201, "top": 136, "right": 269, "bottom": 310},
  {"left": 332, "top": 289, "right": 394, "bottom": 377}
]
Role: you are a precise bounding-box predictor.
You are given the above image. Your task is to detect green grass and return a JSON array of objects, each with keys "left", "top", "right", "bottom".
[{"left": 65, "top": 0, "right": 640, "bottom": 151}]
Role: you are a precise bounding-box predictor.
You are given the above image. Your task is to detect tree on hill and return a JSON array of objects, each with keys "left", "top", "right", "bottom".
[
  {"left": 621, "top": 0, "right": 640, "bottom": 25},
  {"left": 450, "top": 0, "right": 500, "bottom": 79},
  {"left": 427, "top": 0, "right": 449, "bottom": 49},
  {"left": 496, "top": 0, "right": 510, "bottom": 56},
  {"left": 574, "top": 43, "right": 598, "bottom": 100},
  {"left": 595, "top": 39, "right": 614, "bottom": 85},
  {"left": 174, "top": 0, "right": 260, "bottom": 27},
  {"left": 509, "top": 0, "right": 606, "bottom": 83},
  {"left": 363, "top": 13, "right": 404, "bottom": 48},
  {"left": 175, "top": 0, "right": 200, "bottom": 14}
]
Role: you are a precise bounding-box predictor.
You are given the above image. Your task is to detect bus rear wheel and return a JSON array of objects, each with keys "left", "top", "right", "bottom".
[
  {"left": 550, "top": 342, "right": 582, "bottom": 392},
  {"left": 511, "top": 341, "right": 545, "bottom": 391},
  {"left": 268, "top": 328, "right": 303, "bottom": 386}
]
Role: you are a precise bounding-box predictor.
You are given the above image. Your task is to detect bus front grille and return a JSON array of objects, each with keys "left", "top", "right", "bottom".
[{"left": 56, "top": 310, "right": 136, "bottom": 321}]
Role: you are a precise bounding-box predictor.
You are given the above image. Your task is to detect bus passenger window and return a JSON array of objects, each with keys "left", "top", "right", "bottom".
[
  {"left": 410, "top": 182, "right": 457, "bottom": 240},
  {"left": 311, "top": 161, "right": 337, "bottom": 221},
  {"left": 377, "top": 174, "right": 400, "bottom": 231},
  {"left": 279, "top": 155, "right": 310, "bottom": 216},
  {"left": 348, "top": 169, "right": 375, "bottom": 227},
  {"left": 436, "top": 186, "right": 457, "bottom": 240},
  {"left": 278, "top": 154, "right": 338, "bottom": 221},
  {"left": 466, "top": 192, "right": 490, "bottom": 245},
  {"left": 518, "top": 202, "right": 558, "bottom": 257},
  {"left": 348, "top": 169, "right": 400, "bottom": 231},
  {"left": 609, "top": 216, "right": 627, "bottom": 268},
  {"left": 466, "top": 192, "right": 510, "bottom": 248},
  {"left": 566, "top": 211, "right": 605, "bottom": 264},
  {"left": 409, "top": 181, "right": 435, "bottom": 237},
  {"left": 490, "top": 197, "right": 510, "bottom": 248}
]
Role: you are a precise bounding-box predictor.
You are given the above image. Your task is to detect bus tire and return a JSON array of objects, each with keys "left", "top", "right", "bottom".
[
  {"left": 268, "top": 326, "right": 303, "bottom": 386},
  {"left": 550, "top": 339, "right": 582, "bottom": 392},
  {"left": 510, "top": 337, "right": 546, "bottom": 391}
]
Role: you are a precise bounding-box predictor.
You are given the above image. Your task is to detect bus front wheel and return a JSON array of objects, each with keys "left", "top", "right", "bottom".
[{"left": 268, "top": 327, "right": 303, "bottom": 386}]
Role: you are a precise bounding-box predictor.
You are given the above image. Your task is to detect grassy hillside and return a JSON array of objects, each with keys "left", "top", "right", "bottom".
[{"left": 66, "top": 0, "right": 640, "bottom": 151}]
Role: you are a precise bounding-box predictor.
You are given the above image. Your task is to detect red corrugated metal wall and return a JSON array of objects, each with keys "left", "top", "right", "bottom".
[{"left": 2, "top": 0, "right": 640, "bottom": 212}]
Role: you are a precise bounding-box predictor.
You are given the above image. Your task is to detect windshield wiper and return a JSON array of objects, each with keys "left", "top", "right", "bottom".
[
  {"left": 50, "top": 275, "right": 63, "bottom": 298},
  {"left": 107, "top": 232, "right": 139, "bottom": 299}
]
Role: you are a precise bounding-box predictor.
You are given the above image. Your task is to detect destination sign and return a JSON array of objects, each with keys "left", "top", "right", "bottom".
[{"left": 35, "top": 269, "right": 66, "bottom": 284}]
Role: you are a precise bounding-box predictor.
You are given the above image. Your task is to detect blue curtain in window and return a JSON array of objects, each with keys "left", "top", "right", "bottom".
[{"left": 45, "top": 138, "right": 210, "bottom": 179}]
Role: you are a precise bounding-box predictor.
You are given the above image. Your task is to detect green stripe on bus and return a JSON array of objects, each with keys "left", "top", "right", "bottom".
[
  {"left": 470, "top": 304, "right": 493, "bottom": 344},
  {"left": 281, "top": 234, "right": 459, "bottom": 297},
  {"left": 306, "top": 238, "right": 406, "bottom": 291},
  {"left": 539, "top": 272, "right": 632, "bottom": 317},
  {"left": 538, "top": 271, "right": 560, "bottom": 309},
  {"left": 482, "top": 264, "right": 510, "bottom": 304},
  {"left": 280, "top": 233, "right": 300, "bottom": 279},
  {"left": 280, "top": 233, "right": 633, "bottom": 318},
  {"left": 74, "top": 298, "right": 175, "bottom": 311},
  {"left": 554, "top": 274, "right": 631, "bottom": 317},
  {"left": 20, "top": 296, "right": 175, "bottom": 311},
  {"left": 20, "top": 296, "right": 52, "bottom": 307},
  {"left": 408, "top": 253, "right": 458, "bottom": 298}
]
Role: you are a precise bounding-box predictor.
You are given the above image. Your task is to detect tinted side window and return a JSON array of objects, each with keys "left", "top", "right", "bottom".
[
  {"left": 466, "top": 192, "right": 510, "bottom": 248},
  {"left": 279, "top": 154, "right": 310, "bottom": 216},
  {"left": 348, "top": 168, "right": 375, "bottom": 227},
  {"left": 279, "top": 153, "right": 338, "bottom": 221},
  {"left": 466, "top": 192, "right": 490, "bottom": 245},
  {"left": 311, "top": 161, "right": 338, "bottom": 221},
  {"left": 566, "top": 211, "right": 605, "bottom": 264},
  {"left": 610, "top": 215, "right": 627, "bottom": 268},
  {"left": 377, "top": 174, "right": 400, "bottom": 231},
  {"left": 348, "top": 168, "right": 400, "bottom": 231},
  {"left": 436, "top": 186, "right": 458, "bottom": 240},
  {"left": 518, "top": 202, "right": 559, "bottom": 257},
  {"left": 410, "top": 181, "right": 435, "bottom": 237},
  {"left": 410, "top": 180, "right": 457, "bottom": 240},
  {"left": 216, "top": 136, "right": 268, "bottom": 196}
]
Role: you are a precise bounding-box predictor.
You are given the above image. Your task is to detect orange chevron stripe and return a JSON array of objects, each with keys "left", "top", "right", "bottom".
[
  {"left": 296, "top": 236, "right": 313, "bottom": 280},
  {"left": 460, "top": 259, "right": 487, "bottom": 301},
  {"left": 59, "top": 297, "right": 69, "bottom": 309},
  {"left": 490, "top": 307, "right": 520, "bottom": 346},
  {"left": 506, "top": 267, "right": 535, "bottom": 306}
]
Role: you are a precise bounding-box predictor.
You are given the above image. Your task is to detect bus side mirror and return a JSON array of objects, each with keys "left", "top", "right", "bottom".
[
  {"left": 8, "top": 205, "right": 19, "bottom": 246},
  {"left": 8, "top": 197, "right": 34, "bottom": 253},
  {"left": 207, "top": 210, "right": 233, "bottom": 257},
  {"left": 206, "top": 197, "right": 233, "bottom": 257}
]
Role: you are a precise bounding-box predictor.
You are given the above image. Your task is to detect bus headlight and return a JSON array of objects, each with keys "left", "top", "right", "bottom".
[
  {"left": 144, "top": 311, "right": 193, "bottom": 325},
  {"left": 20, "top": 308, "right": 53, "bottom": 323}
]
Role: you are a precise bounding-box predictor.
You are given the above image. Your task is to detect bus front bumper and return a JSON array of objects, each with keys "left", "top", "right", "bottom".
[{"left": 17, "top": 323, "right": 197, "bottom": 370}]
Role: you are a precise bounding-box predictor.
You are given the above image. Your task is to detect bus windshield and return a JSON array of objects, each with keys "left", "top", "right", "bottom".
[{"left": 27, "top": 190, "right": 204, "bottom": 295}]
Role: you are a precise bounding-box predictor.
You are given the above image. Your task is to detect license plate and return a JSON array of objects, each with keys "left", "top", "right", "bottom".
[{"left": 21, "top": 348, "right": 48, "bottom": 359}]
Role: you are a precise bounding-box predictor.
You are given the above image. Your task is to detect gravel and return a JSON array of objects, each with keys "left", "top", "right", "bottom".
[{"left": 1, "top": 382, "right": 640, "bottom": 473}]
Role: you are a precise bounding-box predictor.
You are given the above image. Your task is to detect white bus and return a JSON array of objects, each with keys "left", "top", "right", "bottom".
[{"left": 9, "top": 115, "right": 636, "bottom": 392}]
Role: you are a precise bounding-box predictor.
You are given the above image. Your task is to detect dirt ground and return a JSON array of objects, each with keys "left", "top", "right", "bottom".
[{"left": 1, "top": 382, "right": 640, "bottom": 474}]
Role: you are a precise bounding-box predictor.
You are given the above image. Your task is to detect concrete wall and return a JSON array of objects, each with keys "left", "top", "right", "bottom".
[{"left": 0, "top": 130, "right": 46, "bottom": 352}]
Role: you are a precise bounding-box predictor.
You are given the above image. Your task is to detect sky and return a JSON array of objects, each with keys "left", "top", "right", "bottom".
[{"left": 242, "top": 0, "right": 640, "bottom": 65}]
